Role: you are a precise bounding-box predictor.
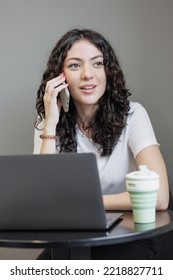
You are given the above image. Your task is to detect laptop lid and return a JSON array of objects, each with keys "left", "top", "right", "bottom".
[{"left": 0, "top": 153, "right": 121, "bottom": 230}]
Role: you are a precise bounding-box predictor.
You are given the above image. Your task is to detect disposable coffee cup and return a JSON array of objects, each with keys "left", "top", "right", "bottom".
[{"left": 126, "top": 165, "right": 159, "bottom": 223}]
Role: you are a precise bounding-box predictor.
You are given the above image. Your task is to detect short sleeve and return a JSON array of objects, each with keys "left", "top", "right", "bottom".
[{"left": 127, "top": 102, "right": 159, "bottom": 158}]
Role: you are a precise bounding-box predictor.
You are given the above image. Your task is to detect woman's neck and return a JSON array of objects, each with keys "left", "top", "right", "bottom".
[{"left": 75, "top": 103, "right": 98, "bottom": 128}]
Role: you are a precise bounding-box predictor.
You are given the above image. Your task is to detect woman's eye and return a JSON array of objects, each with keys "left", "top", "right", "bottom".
[
  {"left": 69, "top": 63, "right": 80, "bottom": 69},
  {"left": 94, "top": 61, "right": 104, "bottom": 68}
]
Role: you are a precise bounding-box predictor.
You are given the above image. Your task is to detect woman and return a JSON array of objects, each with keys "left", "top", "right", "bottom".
[{"left": 34, "top": 29, "right": 169, "bottom": 259}]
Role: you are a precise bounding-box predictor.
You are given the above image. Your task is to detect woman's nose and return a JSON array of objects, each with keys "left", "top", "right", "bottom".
[{"left": 81, "top": 65, "right": 93, "bottom": 80}]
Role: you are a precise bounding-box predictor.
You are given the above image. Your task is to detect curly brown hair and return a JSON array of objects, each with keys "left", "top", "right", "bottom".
[{"left": 35, "top": 29, "right": 131, "bottom": 156}]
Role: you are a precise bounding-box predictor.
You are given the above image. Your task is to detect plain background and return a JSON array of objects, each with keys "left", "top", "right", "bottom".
[{"left": 0, "top": 0, "right": 172, "bottom": 259}]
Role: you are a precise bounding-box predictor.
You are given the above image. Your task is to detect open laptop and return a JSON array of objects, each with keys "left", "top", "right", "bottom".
[{"left": 0, "top": 153, "right": 123, "bottom": 230}]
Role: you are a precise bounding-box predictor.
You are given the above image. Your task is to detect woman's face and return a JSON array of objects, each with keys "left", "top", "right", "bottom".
[{"left": 63, "top": 40, "right": 106, "bottom": 109}]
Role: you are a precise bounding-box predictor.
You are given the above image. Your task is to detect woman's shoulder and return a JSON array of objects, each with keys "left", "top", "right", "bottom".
[
  {"left": 127, "top": 101, "right": 150, "bottom": 125},
  {"left": 129, "top": 101, "right": 145, "bottom": 114}
]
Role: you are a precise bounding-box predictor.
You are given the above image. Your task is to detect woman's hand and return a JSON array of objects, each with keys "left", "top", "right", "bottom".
[
  {"left": 43, "top": 73, "right": 68, "bottom": 130},
  {"left": 39, "top": 73, "right": 69, "bottom": 154}
]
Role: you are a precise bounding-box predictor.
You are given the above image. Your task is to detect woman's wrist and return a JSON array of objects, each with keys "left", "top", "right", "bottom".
[
  {"left": 43, "top": 124, "right": 56, "bottom": 135},
  {"left": 40, "top": 134, "right": 57, "bottom": 140}
]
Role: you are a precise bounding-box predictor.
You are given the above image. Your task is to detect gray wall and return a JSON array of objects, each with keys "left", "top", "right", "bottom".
[{"left": 0, "top": 0, "right": 172, "bottom": 259}]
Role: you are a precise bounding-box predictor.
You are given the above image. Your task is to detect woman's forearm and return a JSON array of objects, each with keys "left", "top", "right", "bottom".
[
  {"left": 40, "top": 139, "right": 56, "bottom": 154},
  {"left": 40, "top": 125, "right": 57, "bottom": 154},
  {"left": 103, "top": 192, "right": 132, "bottom": 211}
]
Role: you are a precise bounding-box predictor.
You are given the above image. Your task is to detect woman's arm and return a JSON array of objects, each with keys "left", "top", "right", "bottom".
[
  {"left": 103, "top": 192, "right": 132, "bottom": 211},
  {"left": 34, "top": 74, "right": 69, "bottom": 154},
  {"left": 135, "top": 145, "right": 169, "bottom": 210},
  {"left": 103, "top": 145, "right": 169, "bottom": 211},
  {"left": 33, "top": 119, "right": 58, "bottom": 154},
  {"left": 39, "top": 129, "right": 57, "bottom": 154}
]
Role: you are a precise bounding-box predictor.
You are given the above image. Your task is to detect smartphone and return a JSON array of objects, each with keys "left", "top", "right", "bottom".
[{"left": 59, "top": 84, "right": 70, "bottom": 112}]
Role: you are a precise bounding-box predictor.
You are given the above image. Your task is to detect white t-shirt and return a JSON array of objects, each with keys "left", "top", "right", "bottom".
[{"left": 33, "top": 102, "right": 159, "bottom": 195}]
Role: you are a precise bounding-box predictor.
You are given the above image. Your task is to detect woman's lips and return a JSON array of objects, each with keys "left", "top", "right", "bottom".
[{"left": 80, "top": 84, "right": 96, "bottom": 93}]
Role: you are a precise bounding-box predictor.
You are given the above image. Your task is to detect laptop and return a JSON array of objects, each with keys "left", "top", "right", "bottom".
[{"left": 0, "top": 153, "right": 123, "bottom": 230}]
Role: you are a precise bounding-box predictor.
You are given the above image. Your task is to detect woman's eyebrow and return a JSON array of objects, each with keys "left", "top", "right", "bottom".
[{"left": 65, "top": 55, "right": 103, "bottom": 62}]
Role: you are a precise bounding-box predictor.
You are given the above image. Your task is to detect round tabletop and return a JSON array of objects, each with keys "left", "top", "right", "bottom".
[{"left": 0, "top": 210, "right": 173, "bottom": 249}]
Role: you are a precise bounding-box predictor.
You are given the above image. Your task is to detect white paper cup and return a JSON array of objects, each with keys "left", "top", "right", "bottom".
[{"left": 126, "top": 165, "right": 159, "bottom": 223}]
